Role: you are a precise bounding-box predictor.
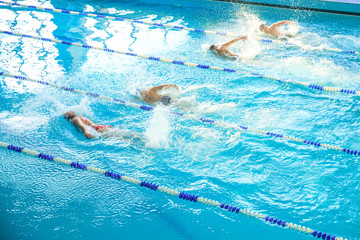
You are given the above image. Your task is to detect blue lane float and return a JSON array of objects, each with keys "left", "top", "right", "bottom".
[
  {"left": 1, "top": 71, "right": 358, "bottom": 157},
  {"left": 1, "top": 30, "right": 359, "bottom": 98},
  {"left": 0, "top": 141, "right": 348, "bottom": 240},
  {"left": 0, "top": 0, "right": 359, "bottom": 55}
]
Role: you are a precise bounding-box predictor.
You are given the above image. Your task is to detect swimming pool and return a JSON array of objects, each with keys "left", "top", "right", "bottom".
[{"left": 0, "top": 0, "right": 359, "bottom": 239}]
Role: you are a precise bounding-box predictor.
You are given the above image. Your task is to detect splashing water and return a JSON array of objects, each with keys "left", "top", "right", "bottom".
[
  {"left": 196, "top": 101, "right": 237, "bottom": 114},
  {"left": 59, "top": 97, "right": 94, "bottom": 117},
  {"left": 285, "top": 22, "right": 300, "bottom": 36},
  {"left": 144, "top": 106, "right": 171, "bottom": 149},
  {"left": 102, "top": 127, "right": 144, "bottom": 144},
  {"left": 181, "top": 84, "right": 216, "bottom": 93},
  {"left": 235, "top": 11, "right": 263, "bottom": 59},
  {"left": 236, "top": 11, "right": 262, "bottom": 36},
  {"left": 172, "top": 95, "right": 236, "bottom": 114},
  {"left": 201, "top": 43, "right": 212, "bottom": 53},
  {"left": 157, "top": 86, "right": 181, "bottom": 99}
]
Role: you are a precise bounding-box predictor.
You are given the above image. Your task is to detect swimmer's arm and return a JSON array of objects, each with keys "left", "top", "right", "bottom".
[
  {"left": 224, "top": 49, "right": 237, "bottom": 57},
  {"left": 271, "top": 21, "right": 294, "bottom": 28},
  {"left": 84, "top": 132, "right": 95, "bottom": 139},
  {"left": 72, "top": 118, "right": 94, "bottom": 139},
  {"left": 140, "top": 84, "right": 178, "bottom": 103},
  {"left": 140, "top": 89, "right": 162, "bottom": 103},
  {"left": 150, "top": 84, "right": 179, "bottom": 92},
  {"left": 81, "top": 117, "right": 100, "bottom": 130},
  {"left": 82, "top": 117, "right": 96, "bottom": 127},
  {"left": 221, "top": 35, "right": 248, "bottom": 49}
]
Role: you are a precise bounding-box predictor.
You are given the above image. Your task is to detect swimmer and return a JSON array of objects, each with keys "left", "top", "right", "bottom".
[
  {"left": 64, "top": 111, "right": 112, "bottom": 139},
  {"left": 209, "top": 35, "right": 248, "bottom": 60},
  {"left": 259, "top": 21, "right": 296, "bottom": 38},
  {"left": 140, "top": 84, "right": 180, "bottom": 106}
]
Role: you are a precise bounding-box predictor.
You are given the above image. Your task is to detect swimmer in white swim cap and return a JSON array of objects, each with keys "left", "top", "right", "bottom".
[
  {"left": 140, "top": 84, "right": 180, "bottom": 106},
  {"left": 209, "top": 35, "right": 248, "bottom": 60},
  {"left": 259, "top": 20, "right": 296, "bottom": 38}
]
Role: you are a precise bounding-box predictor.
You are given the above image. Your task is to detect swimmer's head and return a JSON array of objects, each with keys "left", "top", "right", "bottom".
[
  {"left": 64, "top": 111, "right": 75, "bottom": 120},
  {"left": 209, "top": 44, "right": 217, "bottom": 51},
  {"left": 160, "top": 95, "right": 172, "bottom": 106},
  {"left": 259, "top": 24, "right": 267, "bottom": 32}
]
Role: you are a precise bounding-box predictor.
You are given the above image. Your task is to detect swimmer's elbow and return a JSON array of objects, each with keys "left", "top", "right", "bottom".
[
  {"left": 139, "top": 91, "right": 146, "bottom": 99},
  {"left": 140, "top": 92, "right": 152, "bottom": 103}
]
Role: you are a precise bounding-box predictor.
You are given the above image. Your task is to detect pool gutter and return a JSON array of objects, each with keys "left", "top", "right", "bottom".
[{"left": 212, "top": 0, "right": 360, "bottom": 16}]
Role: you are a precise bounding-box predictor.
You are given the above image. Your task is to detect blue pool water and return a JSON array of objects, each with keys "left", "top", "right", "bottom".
[{"left": 0, "top": 0, "right": 360, "bottom": 239}]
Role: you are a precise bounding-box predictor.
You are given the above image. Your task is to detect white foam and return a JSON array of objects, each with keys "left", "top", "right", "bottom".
[
  {"left": 279, "top": 22, "right": 299, "bottom": 36},
  {"left": 59, "top": 97, "right": 94, "bottom": 117},
  {"left": 201, "top": 43, "right": 212, "bottom": 52},
  {"left": 173, "top": 96, "right": 236, "bottom": 114},
  {"left": 181, "top": 84, "right": 216, "bottom": 93},
  {"left": 144, "top": 106, "right": 171, "bottom": 149},
  {"left": 195, "top": 101, "right": 237, "bottom": 114},
  {"left": 172, "top": 96, "right": 198, "bottom": 111},
  {"left": 1, "top": 114, "right": 47, "bottom": 132},
  {"left": 238, "top": 37, "right": 261, "bottom": 60},
  {"left": 234, "top": 12, "right": 263, "bottom": 59},
  {"left": 236, "top": 11, "right": 262, "bottom": 36},
  {"left": 157, "top": 86, "right": 181, "bottom": 99},
  {"left": 277, "top": 57, "right": 359, "bottom": 85},
  {"left": 227, "top": 131, "right": 242, "bottom": 144},
  {"left": 128, "top": 86, "right": 142, "bottom": 98},
  {"left": 102, "top": 127, "right": 143, "bottom": 142}
]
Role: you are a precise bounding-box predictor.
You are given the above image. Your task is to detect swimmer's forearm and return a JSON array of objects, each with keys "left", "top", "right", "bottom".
[
  {"left": 222, "top": 39, "right": 240, "bottom": 48},
  {"left": 227, "top": 51, "right": 237, "bottom": 57},
  {"left": 272, "top": 20, "right": 293, "bottom": 27},
  {"left": 140, "top": 89, "right": 162, "bottom": 103},
  {"left": 75, "top": 122, "right": 94, "bottom": 139},
  {"left": 151, "top": 84, "right": 178, "bottom": 92},
  {"left": 222, "top": 36, "right": 247, "bottom": 48},
  {"left": 74, "top": 120, "right": 90, "bottom": 135}
]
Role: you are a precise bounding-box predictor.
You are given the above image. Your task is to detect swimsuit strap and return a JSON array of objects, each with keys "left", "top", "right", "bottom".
[{"left": 94, "top": 125, "right": 112, "bottom": 130}]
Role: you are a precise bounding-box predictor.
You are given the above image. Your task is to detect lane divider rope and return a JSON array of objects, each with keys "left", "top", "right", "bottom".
[
  {"left": 1, "top": 71, "right": 359, "bottom": 157},
  {"left": 0, "top": 0, "right": 359, "bottom": 55},
  {"left": 0, "top": 140, "right": 348, "bottom": 240},
  {"left": 1, "top": 29, "right": 359, "bottom": 98}
]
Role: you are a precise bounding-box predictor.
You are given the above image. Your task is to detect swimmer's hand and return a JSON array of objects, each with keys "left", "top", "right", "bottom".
[
  {"left": 85, "top": 132, "right": 95, "bottom": 139},
  {"left": 242, "top": 35, "right": 248, "bottom": 41}
]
